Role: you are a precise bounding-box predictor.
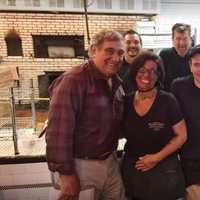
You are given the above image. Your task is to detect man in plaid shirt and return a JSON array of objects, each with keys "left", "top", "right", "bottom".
[{"left": 46, "top": 30, "right": 127, "bottom": 200}]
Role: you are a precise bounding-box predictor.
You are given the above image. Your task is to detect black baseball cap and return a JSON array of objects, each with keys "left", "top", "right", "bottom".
[{"left": 190, "top": 44, "right": 200, "bottom": 58}]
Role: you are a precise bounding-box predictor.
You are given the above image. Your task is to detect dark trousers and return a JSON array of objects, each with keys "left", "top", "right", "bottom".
[{"left": 181, "top": 158, "right": 200, "bottom": 187}]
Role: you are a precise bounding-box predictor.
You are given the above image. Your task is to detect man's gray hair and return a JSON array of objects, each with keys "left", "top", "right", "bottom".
[
  {"left": 91, "top": 30, "right": 123, "bottom": 47},
  {"left": 88, "top": 30, "right": 123, "bottom": 57}
]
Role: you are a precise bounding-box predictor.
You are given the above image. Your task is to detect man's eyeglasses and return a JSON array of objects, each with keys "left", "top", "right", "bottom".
[{"left": 137, "top": 67, "right": 158, "bottom": 77}]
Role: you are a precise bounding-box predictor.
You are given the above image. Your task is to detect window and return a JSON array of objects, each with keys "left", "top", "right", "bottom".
[
  {"left": 0, "top": 0, "right": 16, "bottom": 6},
  {"left": 97, "top": 0, "right": 112, "bottom": 9},
  {"left": 120, "top": 0, "right": 134, "bottom": 10},
  {"left": 73, "top": 0, "right": 83, "bottom": 8},
  {"left": 8, "top": 0, "right": 15, "bottom": 6},
  {"left": 5, "top": 31, "right": 23, "bottom": 56},
  {"left": 25, "top": 0, "right": 40, "bottom": 7},
  {"left": 143, "top": 0, "right": 158, "bottom": 10},
  {"left": 32, "top": 35, "right": 85, "bottom": 58},
  {"left": 0, "top": 0, "right": 160, "bottom": 14},
  {"left": 49, "top": 0, "right": 64, "bottom": 8},
  {"left": 0, "top": 0, "right": 6, "bottom": 6}
]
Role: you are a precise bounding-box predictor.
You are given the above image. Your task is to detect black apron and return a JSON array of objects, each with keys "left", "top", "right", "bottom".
[{"left": 121, "top": 154, "right": 185, "bottom": 200}]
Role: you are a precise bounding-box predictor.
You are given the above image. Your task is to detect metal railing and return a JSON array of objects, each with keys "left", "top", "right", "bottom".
[{"left": 0, "top": 85, "right": 49, "bottom": 157}]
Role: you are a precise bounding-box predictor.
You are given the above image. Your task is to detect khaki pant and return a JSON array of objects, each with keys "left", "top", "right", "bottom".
[
  {"left": 75, "top": 153, "right": 127, "bottom": 200},
  {"left": 186, "top": 185, "right": 200, "bottom": 200}
]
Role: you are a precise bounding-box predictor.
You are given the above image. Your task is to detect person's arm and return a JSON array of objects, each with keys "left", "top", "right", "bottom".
[
  {"left": 135, "top": 93, "right": 187, "bottom": 172},
  {"left": 135, "top": 119, "right": 187, "bottom": 172},
  {"left": 58, "top": 174, "right": 80, "bottom": 199},
  {"left": 46, "top": 74, "right": 84, "bottom": 197},
  {"left": 157, "top": 119, "right": 187, "bottom": 159}
]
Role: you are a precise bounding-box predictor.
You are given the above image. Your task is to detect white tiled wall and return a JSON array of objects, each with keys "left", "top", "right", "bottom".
[
  {"left": 0, "top": 162, "right": 60, "bottom": 200},
  {"left": 1, "top": 187, "right": 60, "bottom": 200}
]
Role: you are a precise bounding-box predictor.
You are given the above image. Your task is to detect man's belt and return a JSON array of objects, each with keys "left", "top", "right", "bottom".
[{"left": 76, "top": 152, "right": 112, "bottom": 160}]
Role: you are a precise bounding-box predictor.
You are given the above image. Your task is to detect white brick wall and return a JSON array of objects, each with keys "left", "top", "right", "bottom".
[{"left": 0, "top": 12, "right": 147, "bottom": 99}]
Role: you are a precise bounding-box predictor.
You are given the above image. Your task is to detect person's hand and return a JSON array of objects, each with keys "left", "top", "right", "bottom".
[
  {"left": 58, "top": 174, "right": 80, "bottom": 200},
  {"left": 135, "top": 154, "right": 160, "bottom": 172}
]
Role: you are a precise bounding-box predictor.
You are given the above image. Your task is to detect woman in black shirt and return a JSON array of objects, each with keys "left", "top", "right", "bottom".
[{"left": 121, "top": 51, "right": 187, "bottom": 200}]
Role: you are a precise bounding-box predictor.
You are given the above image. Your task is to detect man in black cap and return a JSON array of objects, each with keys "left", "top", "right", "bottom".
[{"left": 171, "top": 44, "right": 200, "bottom": 200}]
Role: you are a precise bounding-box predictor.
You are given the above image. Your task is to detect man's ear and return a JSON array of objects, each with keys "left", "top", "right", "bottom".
[
  {"left": 189, "top": 60, "right": 192, "bottom": 72},
  {"left": 89, "top": 44, "right": 97, "bottom": 58},
  {"left": 189, "top": 60, "right": 191, "bottom": 65}
]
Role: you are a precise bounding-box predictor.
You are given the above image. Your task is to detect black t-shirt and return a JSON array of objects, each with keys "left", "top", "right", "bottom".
[
  {"left": 171, "top": 75, "right": 200, "bottom": 159},
  {"left": 123, "top": 90, "right": 183, "bottom": 159},
  {"left": 118, "top": 58, "right": 131, "bottom": 79},
  {"left": 118, "top": 58, "right": 135, "bottom": 94},
  {"left": 159, "top": 47, "right": 191, "bottom": 91}
]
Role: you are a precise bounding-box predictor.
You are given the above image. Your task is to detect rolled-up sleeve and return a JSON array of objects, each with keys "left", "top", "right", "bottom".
[{"left": 45, "top": 74, "right": 83, "bottom": 175}]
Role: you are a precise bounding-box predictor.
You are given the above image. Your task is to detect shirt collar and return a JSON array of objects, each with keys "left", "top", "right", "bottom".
[
  {"left": 122, "top": 57, "right": 132, "bottom": 67},
  {"left": 172, "top": 47, "right": 190, "bottom": 59}
]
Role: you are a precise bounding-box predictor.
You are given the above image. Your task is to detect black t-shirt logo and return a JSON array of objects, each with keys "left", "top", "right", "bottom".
[{"left": 148, "top": 122, "right": 165, "bottom": 131}]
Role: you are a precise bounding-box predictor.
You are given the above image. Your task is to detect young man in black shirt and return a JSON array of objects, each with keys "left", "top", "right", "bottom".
[{"left": 171, "top": 44, "right": 200, "bottom": 200}]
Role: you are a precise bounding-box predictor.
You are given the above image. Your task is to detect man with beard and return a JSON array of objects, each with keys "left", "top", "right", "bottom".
[
  {"left": 118, "top": 29, "right": 142, "bottom": 94},
  {"left": 159, "top": 23, "right": 192, "bottom": 91}
]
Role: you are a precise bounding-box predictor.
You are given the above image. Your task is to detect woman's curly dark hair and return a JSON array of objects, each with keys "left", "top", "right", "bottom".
[{"left": 129, "top": 50, "right": 165, "bottom": 89}]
